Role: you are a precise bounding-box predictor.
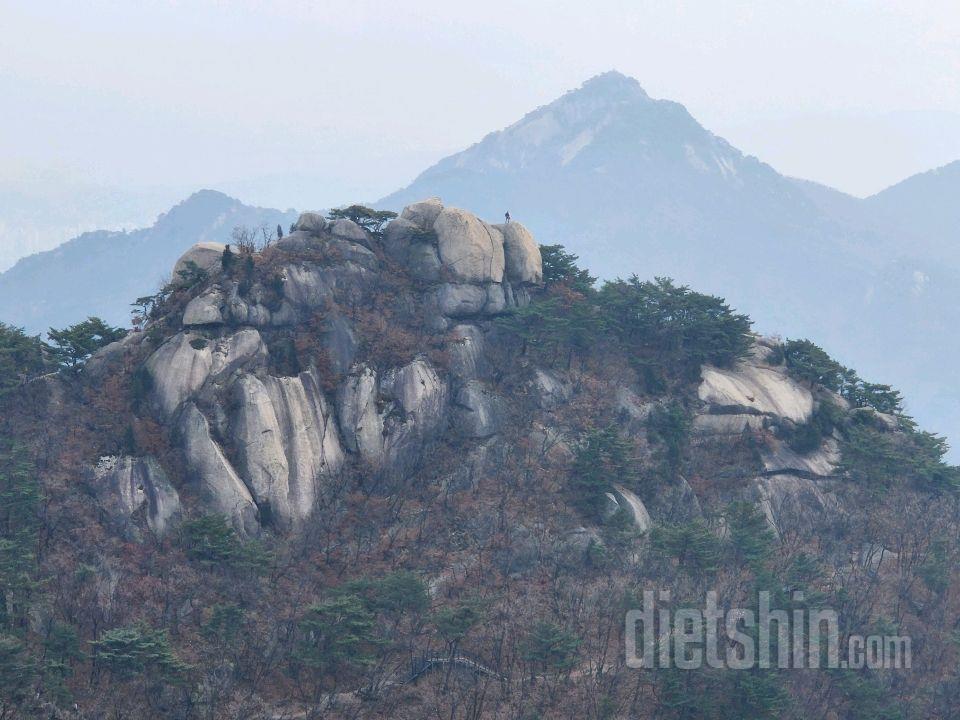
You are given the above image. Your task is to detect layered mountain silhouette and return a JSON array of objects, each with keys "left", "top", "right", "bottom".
[
  {"left": 0, "top": 190, "right": 297, "bottom": 334},
  {"left": 1, "top": 70, "right": 958, "bottom": 452},
  {"left": 380, "top": 70, "right": 960, "bottom": 454}
]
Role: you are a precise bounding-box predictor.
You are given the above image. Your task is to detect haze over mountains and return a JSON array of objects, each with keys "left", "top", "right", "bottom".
[
  {"left": 0, "top": 70, "right": 958, "bottom": 451},
  {"left": 0, "top": 190, "right": 296, "bottom": 333},
  {"left": 380, "top": 70, "right": 960, "bottom": 455}
]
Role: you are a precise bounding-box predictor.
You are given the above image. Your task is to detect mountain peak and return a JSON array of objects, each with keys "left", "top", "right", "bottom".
[
  {"left": 381, "top": 70, "right": 740, "bottom": 196},
  {"left": 575, "top": 70, "right": 649, "bottom": 100},
  {"left": 154, "top": 189, "right": 240, "bottom": 229}
]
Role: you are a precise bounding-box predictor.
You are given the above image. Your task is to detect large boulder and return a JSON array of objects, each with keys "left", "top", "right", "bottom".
[
  {"left": 434, "top": 208, "right": 505, "bottom": 283},
  {"left": 407, "top": 243, "right": 444, "bottom": 282},
  {"left": 400, "top": 197, "right": 444, "bottom": 229},
  {"left": 495, "top": 222, "right": 543, "bottom": 284},
  {"left": 436, "top": 283, "right": 487, "bottom": 317},
  {"left": 85, "top": 331, "right": 145, "bottom": 383},
  {"left": 90, "top": 456, "right": 181, "bottom": 537},
  {"left": 383, "top": 218, "right": 443, "bottom": 280},
  {"left": 292, "top": 212, "right": 327, "bottom": 235},
  {"left": 328, "top": 218, "right": 368, "bottom": 244},
  {"left": 223, "top": 281, "right": 289, "bottom": 327},
  {"left": 179, "top": 403, "right": 260, "bottom": 536},
  {"left": 327, "top": 239, "right": 379, "bottom": 270},
  {"left": 283, "top": 264, "right": 335, "bottom": 309},
  {"left": 173, "top": 242, "right": 226, "bottom": 280},
  {"left": 182, "top": 287, "right": 224, "bottom": 326}
]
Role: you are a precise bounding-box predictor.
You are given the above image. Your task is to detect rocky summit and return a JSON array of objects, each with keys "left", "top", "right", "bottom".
[{"left": 1, "top": 200, "right": 958, "bottom": 719}]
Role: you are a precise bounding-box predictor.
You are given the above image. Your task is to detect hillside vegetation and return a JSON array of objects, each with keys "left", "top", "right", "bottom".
[{"left": 0, "top": 200, "right": 958, "bottom": 719}]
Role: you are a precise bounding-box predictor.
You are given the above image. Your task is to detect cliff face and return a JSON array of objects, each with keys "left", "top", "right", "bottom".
[
  {"left": 116, "top": 198, "right": 542, "bottom": 536},
  {"left": 96, "top": 199, "right": 842, "bottom": 541},
  {"left": 4, "top": 200, "right": 958, "bottom": 719}
]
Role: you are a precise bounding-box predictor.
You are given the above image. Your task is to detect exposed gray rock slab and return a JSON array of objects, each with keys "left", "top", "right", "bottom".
[
  {"left": 91, "top": 455, "right": 181, "bottom": 537},
  {"left": 750, "top": 474, "right": 840, "bottom": 537},
  {"left": 231, "top": 375, "right": 290, "bottom": 524},
  {"left": 761, "top": 437, "right": 839, "bottom": 477},
  {"left": 531, "top": 368, "right": 572, "bottom": 409},
  {"left": 612, "top": 484, "right": 652, "bottom": 533},
  {"left": 146, "top": 333, "right": 215, "bottom": 418},
  {"left": 282, "top": 264, "right": 336, "bottom": 309},
  {"left": 380, "top": 359, "right": 449, "bottom": 474},
  {"left": 180, "top": 403, "right": 260, "bottom": 536},
  {"left": 336, "top": 360, "right": 448, "bottom": 476},
  {"left": 614, "top": 387, "right": 656, "bottom": 425},
  {"left": 381, "top": 359, "right": 448, "bottom": 434},
  {"left": 282, "top": 262, "right": 370, "bottom": 311},
  {"left": 693, "top": 413, "right": 766, "bottom": 436},
  {"left": 408, "top": 242, "right": 444, "bottom": 281},
  {"left": 454, "top": 380, "right": 505, "bottom": 438},
  {"left": 699, "top": 362, "right": 813, "bottom": 423},
  {"left": 146, "top": 330, "right": 266, "bottom": 418},
  {"left": 327, "top": 239, "right": 379, "bottom": 270},
  {"left": 337, "top": 366, "right": 387, "bottom": 466},
  {"left": 383, "top": 218, "right": 443, "bottom": 280},
  {"left": 231, "top": 371, "right": 344, "bottom": 529},
  {"left": 322, "top": 313, "right": 358, "bottom": 375},
  {"left": 448, "top": 324, "right": 487, "bottom": 381},
  {"left": 274, "top": 230, "right": 318, "bottom": 253},
  {"left": 85, "top": 331, "right": 144, "bottom": 382}
]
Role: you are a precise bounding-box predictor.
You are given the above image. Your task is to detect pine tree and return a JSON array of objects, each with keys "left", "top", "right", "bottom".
[
  {"left": 571, "top": 426, "right": 633, "bottom": 520},
  {"left": 0, "top": 442, "right": 41, "bottom": 630},
  {"left": 520, "top": 620, "right": 580, "bottom": 673},
  {"left": 47, "top": 317, "right": 126, "bottom": 370},
  {"left": 91, "top": 624, "right": 188, "bottom": 681},
  {"left": 295, "top": 594, "right": 380, "bottom": 680},
  {"left": 0, "top": 323, "right": 48, "bottom": 393}
]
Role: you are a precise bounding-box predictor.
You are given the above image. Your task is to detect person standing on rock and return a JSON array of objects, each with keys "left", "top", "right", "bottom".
[{"left": 504, "top": 211, "right": 511, "bottom": 224}]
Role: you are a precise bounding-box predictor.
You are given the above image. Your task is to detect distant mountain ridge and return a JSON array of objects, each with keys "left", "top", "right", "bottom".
[
  {"left": 0, "top": 190, "right": 297, "bottom": 334},
  {"left": 2, "top": 71, "right": 959, "bottom": 452},
  {"left": 380, "top": 70, "right": 960, "bottom": 454}
]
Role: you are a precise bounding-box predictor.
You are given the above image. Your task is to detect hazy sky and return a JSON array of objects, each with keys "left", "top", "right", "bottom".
[{"left": 2, "top": 0, "right": 960, "bottom": 217}]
